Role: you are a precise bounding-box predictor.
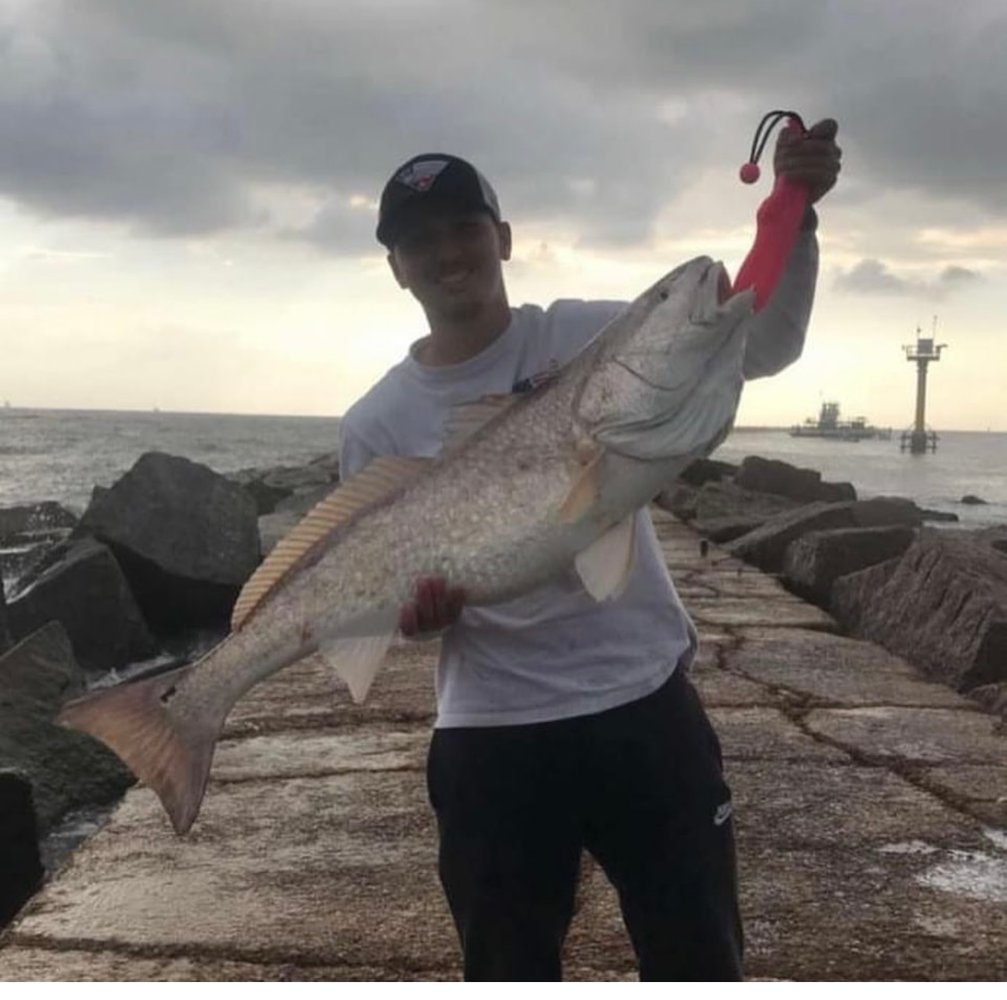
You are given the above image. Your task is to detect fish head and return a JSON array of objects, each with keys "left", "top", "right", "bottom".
[{"left": 574, "top": 256, "right": 755, "bottom": 461}]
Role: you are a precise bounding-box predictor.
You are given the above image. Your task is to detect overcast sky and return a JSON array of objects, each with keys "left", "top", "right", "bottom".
[{"left": 2, "top": 0, "right": 1005, "bottom": 430}]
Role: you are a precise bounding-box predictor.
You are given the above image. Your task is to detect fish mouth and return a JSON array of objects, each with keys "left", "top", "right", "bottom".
[
  {"left": 715, "top": 262, "right": 732, "bottom": 304},
  {"left": 690, "top": 261, "right": 734, "bottom": 320}
]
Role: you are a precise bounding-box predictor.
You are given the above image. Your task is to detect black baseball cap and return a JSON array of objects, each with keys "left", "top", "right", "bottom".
[{"left": 376, "top": 153, "right": 501, "bottom": 248}]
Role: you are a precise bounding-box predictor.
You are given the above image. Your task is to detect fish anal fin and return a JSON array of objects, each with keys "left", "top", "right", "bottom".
[
  {"left": 575, "top": 515, "right": 637, "bottom": 601},
  {"left": 441, "top": 394, "right": 520, "bottom": 455},
  {"left": 231, "top": 456, "right": 432, "bottom": 631},
  {"left": 57, "top": 664, "right": 217, "bottom": 835},
  {"left": 318, "top": 630, "right": 396, "bottom": 704}
]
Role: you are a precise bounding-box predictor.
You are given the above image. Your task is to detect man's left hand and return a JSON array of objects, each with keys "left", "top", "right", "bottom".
[{"left": 774, "top": 118, "right": 842, "bottom": 205}]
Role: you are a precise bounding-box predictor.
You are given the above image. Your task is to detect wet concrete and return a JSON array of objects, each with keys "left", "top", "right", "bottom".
[{"left": 1, "top": 507, "right": 1004, "bottom": 981}]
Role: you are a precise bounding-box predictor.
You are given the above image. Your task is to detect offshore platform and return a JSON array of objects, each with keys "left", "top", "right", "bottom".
[{"left": 900, "top": 319, "right": 947, "bottom": 453}]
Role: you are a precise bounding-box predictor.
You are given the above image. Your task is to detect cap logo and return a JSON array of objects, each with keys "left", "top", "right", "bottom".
[{"left": 395, "top": 159, "right": 450, "bottom": 192}]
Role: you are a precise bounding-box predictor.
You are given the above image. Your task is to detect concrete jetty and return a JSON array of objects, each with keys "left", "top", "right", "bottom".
[{"left": 1, "top": 508, "right": 1005, "bottom": 981}]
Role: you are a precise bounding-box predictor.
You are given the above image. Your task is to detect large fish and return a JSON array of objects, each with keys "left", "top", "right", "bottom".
[{"left": 59, "top": 256, "right": 754, "bottom": 834}]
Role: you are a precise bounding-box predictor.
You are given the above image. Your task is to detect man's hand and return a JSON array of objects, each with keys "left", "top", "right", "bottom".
[
  {"left": 774, "top": 118, "right": 842, "bottom": 205},
  {"left": 399, "top": 576, "right": 466, "bottom": 638}
]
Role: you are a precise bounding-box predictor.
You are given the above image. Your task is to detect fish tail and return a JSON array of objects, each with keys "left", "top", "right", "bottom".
[{"left": 58, "top": 663, "right": 221, "bottom": 835}]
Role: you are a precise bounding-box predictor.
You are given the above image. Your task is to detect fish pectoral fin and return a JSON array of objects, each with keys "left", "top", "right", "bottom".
[
  {"left": 231, "top": 455, "right": 432, "bottom": 632},
  {"left": 575, "top": 515, "right": 637, "bottom": 601},
  {"left": 319, "top": 631, "right": 396, "bottom": 704},
  {"left": 558, "top": 445, "right": 605, "bottom": 523},
  {"left": 441, "top": 393, "right": 521, "bottom": 455}
]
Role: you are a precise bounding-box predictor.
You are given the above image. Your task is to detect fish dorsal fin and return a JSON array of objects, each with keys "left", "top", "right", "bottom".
[
  {"left": 441, "top": 393, "right": 519, "bottom": 455},
  {"left": 230, "top": 456, "right": 431, "bottom": 632},
  {"left": 575, "top": 515, "right": 637, "bottom": 601}
]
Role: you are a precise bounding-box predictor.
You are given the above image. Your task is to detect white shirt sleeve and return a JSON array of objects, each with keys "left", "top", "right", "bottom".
[
  {"left": 337, "top": 419, "right": 377, "bottom": 481},
  {"left": 740, "top": 218, "right": 819, "bottom": 380}
]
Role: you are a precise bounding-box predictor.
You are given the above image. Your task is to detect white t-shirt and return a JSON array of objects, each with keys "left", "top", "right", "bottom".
[{"left": 340, "top": 232, "right": 818, "bottom": 727}]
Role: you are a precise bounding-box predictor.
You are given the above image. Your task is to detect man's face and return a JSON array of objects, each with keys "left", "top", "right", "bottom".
[{"left": 387, "top": 204, "right": 512, "bottom": 323}]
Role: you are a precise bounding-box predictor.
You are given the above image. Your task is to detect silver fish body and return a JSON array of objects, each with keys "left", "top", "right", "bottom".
[{"left": 59, "top": 256, "right": 754, "bottom": 834}]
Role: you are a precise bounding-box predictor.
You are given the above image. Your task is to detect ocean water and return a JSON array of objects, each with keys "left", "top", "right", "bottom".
[
  {"left": 0, "top": 408, "right": 342, "bottom": 514},
  {"left": 712, "top": 429, "right": 1006, "bottom": 531},
  {"left": 0, "top": 407, "right": 1004, "bottom": 530}
]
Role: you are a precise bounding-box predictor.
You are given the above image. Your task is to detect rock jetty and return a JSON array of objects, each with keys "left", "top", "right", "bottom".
[
  {"left": 660, "top": 455, "right": 1007, "bottom": 711},
  {"left": 0, "top": 449, "right": 341, "bottom": 925}
]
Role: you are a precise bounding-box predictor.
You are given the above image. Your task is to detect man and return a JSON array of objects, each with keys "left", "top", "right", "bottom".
[{"left": 339, "top": 123, "right": 841, "bottom": 981}]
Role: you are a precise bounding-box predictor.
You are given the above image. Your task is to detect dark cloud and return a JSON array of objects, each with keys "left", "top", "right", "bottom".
[
  {"left": 1, "top": 0, "right": 1004, "bottom": 252},
  {"left": 939, "top": 265, "right": 982, "bottom": 288},
  {"left": 285, "top": 196, "right": 377, "bottom": 256},
  {"left": 835, "top": 258, "right": 983, "bottom": 298},
  {"left": 835, "top": 258, "right": 910, "bottom": 295}
]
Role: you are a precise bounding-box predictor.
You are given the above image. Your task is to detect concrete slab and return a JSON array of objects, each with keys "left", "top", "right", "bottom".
[
  {"left": 650, "top": 514, "right": 748, "bottom": 565},
  {"left": 681, "top": 567, "right": 799, "bottom": 601},
  {"left": 648, "top": 504, "right": 677, "bottom": 523},
  {"left": 728, "top": 628, "right": 968, "bottom": 709},
  {"left": 673, "top": 579, "right": 720, "bottom": 599},
  {"left": 0, "top": 941, "right": 635, "bottom": 983},
  {"left": 658, "top": 549, "right": 708, "bottom": 574},
  {"left": 694, "top": 625, "right": 736, "bottom": 647},
  {"left": 690, "top": 629, "right": 790, "bottom": 707},
  {"left": 652, "top": 516, "right": 726, "bottom": 566},
  {"left": 8, "top": 773, "right": 459, "bottom": 972},
  {"left": 0, "top": 947, "right": 459, "bottom": 982},
  {"left": 689, "top": 640, "right": 722, "bottom": 672},
  {"left": 648, "top": 508, "right": 689, "bottom": 535},
  {"left": 805, "top": 706, "right": 1007, "bottom": 766},
  {"left": 691, "top": 667, "right": 783, "bottom": 708},
  {"left": 212, "top": 724, "right": 429, "bottom": 782},
  {"left": 919, "top": 765, "right": 1007, "bottom": 827},
  {"left": 739, "top": 843, "right": 1007, "bottom": 980},
  {"left": 710, "top": 708, "right": 850, "bottom": 763},
  {"left": 686, "top": 597, "right": 837, "bottom": 631},
  {"left": 224, "top": 641, "right": 437, "bottom": 736},
  {"left": 728, "top": 760, "right": 985, "bottom": 850},
  {"left": 659, "top": 546, "right": 751, "bottom": 575}
]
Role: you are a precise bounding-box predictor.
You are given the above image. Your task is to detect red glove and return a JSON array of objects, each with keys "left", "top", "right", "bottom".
[{"left": 734, "top": 118, "right": 841, "bottom": 310}]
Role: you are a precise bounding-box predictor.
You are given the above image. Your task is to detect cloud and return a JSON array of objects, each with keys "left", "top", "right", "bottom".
[
  {"left": 835, "top": 258, "right": 908, "bottom": 295},
  {"left": 284, "top": 196, "right": 378, "bottom": 256},
  {"left": 0, "top": 0, "right": 1004, "bottom": 253},
  {"left": 835, "top": 258, "right": 983, "bottom": 298},
  {"left": 939, "top": 265, "right": 982, "bottom": 289}
]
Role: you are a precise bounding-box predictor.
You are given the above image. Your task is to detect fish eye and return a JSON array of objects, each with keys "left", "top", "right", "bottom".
[{"left": 658, "top": 288, "right": 669, "bottom": 301}]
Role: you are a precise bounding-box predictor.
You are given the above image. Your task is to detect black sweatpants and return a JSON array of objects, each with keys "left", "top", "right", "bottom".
[{"left": 426, "top": 668, "right": 743, "bottom": 981}]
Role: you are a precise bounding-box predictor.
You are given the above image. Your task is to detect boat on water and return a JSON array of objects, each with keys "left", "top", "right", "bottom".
[{"left": 790, "top": 401, "right": 892, "bottom": 441}]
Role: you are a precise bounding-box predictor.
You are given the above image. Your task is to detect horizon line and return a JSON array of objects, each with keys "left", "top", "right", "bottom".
[{"left": 1, "top": 404, "right": 1003, "bottom": 435}]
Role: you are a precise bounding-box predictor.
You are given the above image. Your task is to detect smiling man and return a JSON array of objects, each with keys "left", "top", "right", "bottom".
[
  {"left": 379, "top": 157, "right": 516, "bottom": 367},
  {"left": 339, "top": 131, "right": 840, "bottom": 981}
]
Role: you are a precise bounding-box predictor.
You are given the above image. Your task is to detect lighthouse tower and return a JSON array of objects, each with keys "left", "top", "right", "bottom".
[{"left": 901, "top": 319, "right": 947, "bottom": 454}]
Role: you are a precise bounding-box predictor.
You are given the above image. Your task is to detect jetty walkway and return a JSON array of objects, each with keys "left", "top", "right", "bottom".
[{"left": 1, "top": 509, "right": 1005, "bottom": 980}]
